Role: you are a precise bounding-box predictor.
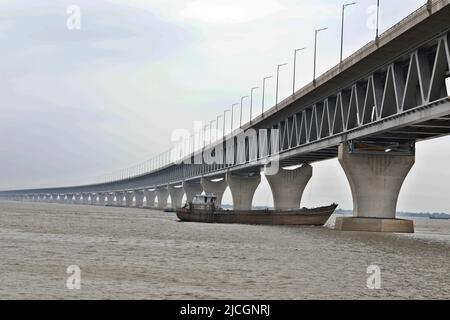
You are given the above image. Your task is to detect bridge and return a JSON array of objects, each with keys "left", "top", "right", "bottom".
[{"left": 1, "top": 0, "right": 450, "bottom": 233}]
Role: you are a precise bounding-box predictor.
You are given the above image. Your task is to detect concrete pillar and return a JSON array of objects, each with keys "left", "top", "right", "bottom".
[
  {"left": 182, "top": 180, "right": 203, "bottom": 203},
  {"left": 200, "top": 176, "right": 227, "bottom": 207},
  {"left": 82, "top": 194, "right": 90, "bottom": 205},
  {"left": 156, "top": 187, "right": 169, "bottom": 209},
  {"left": 74, "top": 194, "right": 82, "bottom": 204},
  {"left": 125, "top": 192, "right": 134, "bottom": 207},
  {"left": 134, "top": 190, "right": 144, "bottom": 207},
  {"left": 66, "top": 194, "right": 73, "bottom": 204},
  {"left": 168, "top": 185, "right": 184, "bottom": 209},
  {"left": 106, "top": 193, "right": 114, "bottom": 206},
  {"left": 115, "top": 192, "right": 124, "bottom": 206},
  {"left": 265, "top": 164, "right": 312, "bottom": 210},
  {"left": 225, "top": 171, "right": 261, "bottom": 210},
  {"left": 335, "top": 143, "right": 415, "bottom": 233},
  {"left": 90, "top": 193, "right": 97, "bottom": 205},
  {"left": 52, "top": 194, "right": 59, "bottom": 203},
  {"left": 98, "top": 193, "right": 106, "bottom": 206},
  {"left": 144, "top": 189, "right": 156, "bottom": 207}
]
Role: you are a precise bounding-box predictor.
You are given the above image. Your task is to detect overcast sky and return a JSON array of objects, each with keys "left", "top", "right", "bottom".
[{"left": 1, "top": 0, "right": 449, "bottom": 213}]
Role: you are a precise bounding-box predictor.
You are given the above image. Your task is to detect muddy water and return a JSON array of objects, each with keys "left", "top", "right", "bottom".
[{"left": 0, "top": 201, "right": 449, "bottom": 299}]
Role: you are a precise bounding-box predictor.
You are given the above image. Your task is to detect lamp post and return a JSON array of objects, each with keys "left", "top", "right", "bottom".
[
  {"left": 250, "top": 87, "right": 258, "bottom": 122},
  {"left": 223, "top": 110, "right": 230, "bottom": 137},
  {"left": 376, "top": 0, "right": 380, "bottom": 41},
  {"left": 340, "top": 2, "right": 357, "bottom": 64},
  {"left": 210, "top": 120, "right": 215, "bottom": 144},
  {"left": 230, "top": 103, "right": 239, "bottom": 132},
  {"left": 240, "top": 96, "right": 248, "bottom": 127},
  {"left": 216, "top": 115, "right": 222, "bottom": 141},
  {"left": 313, "top": 27, "right": 328, "bottom": 83},
  {"left": 262, "top": 76, "right": 272, "bottom": 116},
  {"left": 293, "top": 47, "right": 306, "bottom": 96},
  {"left": 276, "top": 63, "right": 288, "bottom": 109}
]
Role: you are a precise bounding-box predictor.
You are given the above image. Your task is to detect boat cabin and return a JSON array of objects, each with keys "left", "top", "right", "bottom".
[{"left": 190, "top": 194, "right": 217, "bottom": 210}]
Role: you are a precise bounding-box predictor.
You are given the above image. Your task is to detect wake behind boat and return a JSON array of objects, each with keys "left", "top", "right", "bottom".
[{"left": 176, "top": 195, "right": 337, "bottom": 226}]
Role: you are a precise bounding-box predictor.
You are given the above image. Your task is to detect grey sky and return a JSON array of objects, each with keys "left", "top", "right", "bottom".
[{"left": 1, "top": 0, "right": 449, "bottom": 212}]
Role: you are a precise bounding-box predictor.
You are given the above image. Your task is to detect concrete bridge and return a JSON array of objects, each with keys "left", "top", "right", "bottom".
[{"left": 1, "top": 0, "right": 450, "bottom": 233}]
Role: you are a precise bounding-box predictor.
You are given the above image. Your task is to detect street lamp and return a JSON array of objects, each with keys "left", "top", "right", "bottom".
[
  {"left": 313, "top": 27, "right": 328, "bottom": 83},
  {"left": 216, "top": 115, "right": 222, "bottom": 141},
  {"left": 223, "top": 109, "right": 230, "bottom": 137},
  {"left": 203, "top": 124, "right": 208, "bottom": 147},
  {"left": 240, "top": 96, "right": 248, "bottom": 127},
  {"left": 250, "top": 87, "right": 259, "bottom": 122},
  {"left": 262, "top": 76, "right": 272, "bottom": 116},
  {"left": 340, "top": 2, "right": 357, "bottom": 64},
  {"left": 376, "top": 0, "right": 380, "bottom": 41},
  {"left": 210, "top": 120, "right": 215, "bottom": 143},
  {"left": 230, "top": 103, "right": 239, "bottom": 132},
  {"left": 276, "top": 63, "right": 288, "bottom": 108},
  {"left": 293, "top": 47, "right": 306, "bottom": 96}
]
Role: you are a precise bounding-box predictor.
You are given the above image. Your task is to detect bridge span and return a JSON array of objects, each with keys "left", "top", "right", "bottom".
[{"left": 2, "top": 0, "right": 450, "bottom": 233}]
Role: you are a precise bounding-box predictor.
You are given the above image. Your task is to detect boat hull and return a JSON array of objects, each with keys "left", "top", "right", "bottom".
[{"left": 176, "top": 204, "right": 337, "bottom": 226}]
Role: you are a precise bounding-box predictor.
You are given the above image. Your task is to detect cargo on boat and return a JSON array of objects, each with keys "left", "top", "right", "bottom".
[{"left": 176, "top": 195, "right": 337, "bottom": 226}]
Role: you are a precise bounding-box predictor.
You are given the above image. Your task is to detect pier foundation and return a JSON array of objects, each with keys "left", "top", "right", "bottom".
[
  {"left": 115, "top": 192, "right": 124, "bottom": 206},
  {"left": 182, "top": 181, "right": 203, "bottom": 203},
  {"left": 144, "top": 189, "right": 156, "bottom": 208},
  {"left": 98, "top": 193, "right": 106, "bottom": 206},
  {"left": 226, "top": 171, "right": 261, "bottom": 210},
  {"left": 335, "top": 143, "right": 415, "bottom": 233},
  {"left": 90, "top": 194, "right": 97, "bottom": 205},
  {"left": 169, "top": 185, "right": 184, "bottom": 209},
  {"left": 134, "top": 190, "right": 144, "bottom": 207},
  {"left": 106, "top": 193, "right": 114, "bottom": 206},
  {"left": 124, "top": 192, "right": 133, "bottom": 207},
  {"left": 265, "top": 164, "right": 312, "bottom": 210},
  {"left": 156, "top": 187, "right": 169, "bottom": 209},
  {"left": 200, "top": 176, "right": 227, "bottom": 207}
]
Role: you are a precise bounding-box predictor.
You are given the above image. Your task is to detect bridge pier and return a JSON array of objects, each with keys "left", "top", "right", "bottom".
[
  {"left": 168, "top": 185, "right": 184, "bottom": 209},
  {"left": 335, "top": 143, "right": 415, "bottom": 233},
  {"left": 90, "top": 193, "right": 97, "bottom": 205},
  {"left": 51, "top": 194, "right": 59, "bottom": 203},
  {"left": 134, "top": 190, "right": 144, "bottom": 207},
  {"left": 106, "top": 193, "right": 114, "bottom": 206},
  {"left": 65, "top": 194, "right": 73, "bottom": 204},
  {"left": 74, "top": 194, "right": 82, "bottom": 204},
  {"left": 200, "top": 176, "right": 227, "bottom": 207},
  {"left": 226, "top": 171, "right": 261, "bottom": 210},
  {"left": 97, "top": 193, "right": 105, "bottom": 206},
  {"left": 156, "top": 187, "right": 169, "bottom": 209},
  {"left": 266, "top": 164, "right": 313, "bottom": 210},
  {"left": 144, "top": 189, "right": 156, "bottom": 208},
  {"left": 125, "top": 192, "right": 134, "bottom": 207},
  {"left": 182, "top": 181, "right": 203, "bottom": 203},
  {"left": 115, "top": 192, "right": 124, "bottom": 206},
  {"left": 81, "top": 194, "right": 89, "bottom": 205}
]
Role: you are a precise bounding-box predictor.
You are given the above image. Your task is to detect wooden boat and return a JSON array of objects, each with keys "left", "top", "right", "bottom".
[
  {"left": 176, "top": 195, "right": 337, "bottom": 226},
  {"left": 429, "top": 215, "right": 450, "bottom": 220}
]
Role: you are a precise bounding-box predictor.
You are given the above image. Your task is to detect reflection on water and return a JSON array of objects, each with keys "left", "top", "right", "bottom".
[{"left": 0, "top": 201, "right": 449, "bottom": 299}]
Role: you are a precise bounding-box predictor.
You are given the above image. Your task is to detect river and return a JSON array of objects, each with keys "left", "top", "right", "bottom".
[{"left": 0, "top": 201, "right": 449, "bottom": 299}]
